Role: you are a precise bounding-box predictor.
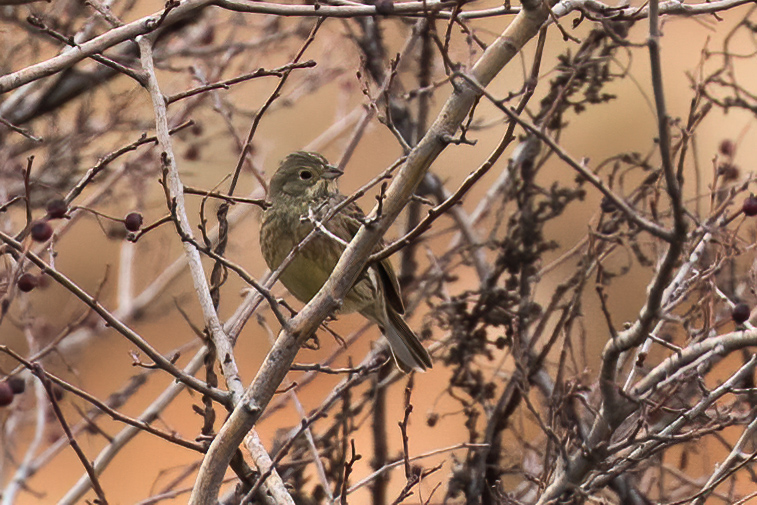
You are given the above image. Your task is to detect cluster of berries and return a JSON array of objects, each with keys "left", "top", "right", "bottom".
[{"left": 16, "top": 200, "right": 143, "bottom": 293}]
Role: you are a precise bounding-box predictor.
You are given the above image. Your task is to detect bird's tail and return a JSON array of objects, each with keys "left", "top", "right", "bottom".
[{"left": 383, "top": 308, "right": 433, "bottom": 373}]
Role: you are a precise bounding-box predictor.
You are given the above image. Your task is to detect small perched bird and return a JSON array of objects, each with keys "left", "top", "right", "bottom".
[{"left": 260, "top": 151, "right": 432, "bottom": 372}]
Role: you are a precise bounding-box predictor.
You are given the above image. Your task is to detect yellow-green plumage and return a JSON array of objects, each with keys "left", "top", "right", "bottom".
[{"left": 260, "top": 151, "right": 432, "bottom": 372}]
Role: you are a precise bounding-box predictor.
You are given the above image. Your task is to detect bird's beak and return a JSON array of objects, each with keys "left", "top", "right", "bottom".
[{"left": 322, "top": 165, "right": 344, "bottom": 180}]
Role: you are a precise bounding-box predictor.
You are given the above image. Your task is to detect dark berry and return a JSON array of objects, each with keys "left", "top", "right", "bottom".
[
  {"left": 732, "top": 303, "right": 751, "bottom": 324},
  {"left": 17, "top": 273, "right": 38, "bottom": 292},
  {"left": 124, "top": 212, "right": 143, "bottom": 232},
  {"left": 719, "top": 139, "right": 735, "bottom": 157},
  {"left": 46, "top": 199, "right": 68, "bottom": 219},
  {"left": 426, "top": 413, "right": 439, "bottom": 427},
  {"left": 600, "top": 196, "right": 616, "bottom": 213},
  {"left": 743, "top": 196, "right": 757, "bottom": 217},
  {"left": 30, "top": 220, "right": 53, "bottom": 242},
  {"left": 7, "top": 377, "right": 25, "bottom": 394},
  {"left": 0, "top": 383, "right": 13, "bottom": 407}
]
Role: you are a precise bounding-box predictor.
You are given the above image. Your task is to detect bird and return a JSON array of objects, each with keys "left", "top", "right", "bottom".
[{"left": 259, "top": 151, "right": 432, "bottom": 372}]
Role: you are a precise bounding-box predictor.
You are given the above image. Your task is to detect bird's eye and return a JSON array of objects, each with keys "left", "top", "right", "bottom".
[{"left": 299, "top": 170, "right": 313, "bottom": 180}]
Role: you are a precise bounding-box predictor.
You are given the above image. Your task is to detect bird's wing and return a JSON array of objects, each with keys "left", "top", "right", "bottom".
[{"left": 329, "top": 195, "right": 406, "bottom": 315}]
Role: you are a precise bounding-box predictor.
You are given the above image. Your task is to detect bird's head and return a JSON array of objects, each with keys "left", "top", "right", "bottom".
[{"left": 269, "top": 151, "right": 343, "bottom": 201}]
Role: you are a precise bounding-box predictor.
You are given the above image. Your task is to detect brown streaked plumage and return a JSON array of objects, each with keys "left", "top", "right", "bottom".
[{"left": 260, "top": 151, "right": 432, "bottom": 372}]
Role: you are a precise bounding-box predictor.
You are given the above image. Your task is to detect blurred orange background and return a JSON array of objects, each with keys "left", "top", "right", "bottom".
[{"left": 2, "top": 2, "right": 757, "bottom": 503}]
